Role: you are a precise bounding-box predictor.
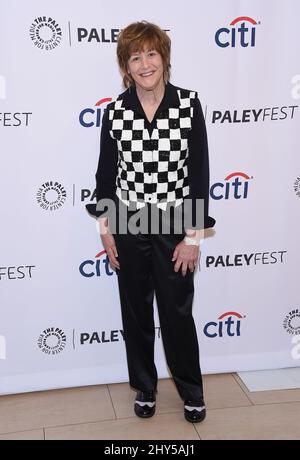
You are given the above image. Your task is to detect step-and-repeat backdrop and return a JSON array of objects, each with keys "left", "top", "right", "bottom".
[{"left": 1, "top": 0, "right": 300, "bottom": 395}]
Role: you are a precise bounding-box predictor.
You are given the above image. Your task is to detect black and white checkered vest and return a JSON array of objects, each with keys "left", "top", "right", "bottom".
[{"left": 108, "top": 88, "right": 197, "bottom": 211}]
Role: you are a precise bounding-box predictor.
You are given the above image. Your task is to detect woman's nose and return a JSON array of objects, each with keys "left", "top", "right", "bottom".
[{"left": 140, "top": 55, "right": 150, "bottom": 69}]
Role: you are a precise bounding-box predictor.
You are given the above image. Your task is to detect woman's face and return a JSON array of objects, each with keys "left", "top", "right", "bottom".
[{"left": 127, "top": 47, "right": 164, "bottom": 92}]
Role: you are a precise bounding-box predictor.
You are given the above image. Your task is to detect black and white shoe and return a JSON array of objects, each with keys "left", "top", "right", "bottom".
[
  {"left": 184, "top": 399, "right": 206, "bottom": 423},
  {"left": 134, "top": 390, "right": 156, "bottom": 418}
]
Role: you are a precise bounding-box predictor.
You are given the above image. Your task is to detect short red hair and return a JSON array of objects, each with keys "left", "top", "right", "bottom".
[{"left": 117, "top": 20, "right": 171, "bottom": 88}]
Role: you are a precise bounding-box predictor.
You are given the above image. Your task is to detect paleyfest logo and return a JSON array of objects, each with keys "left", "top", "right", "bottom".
[{"left": 30, "top": 16, "right": 62, "bottom": 50}]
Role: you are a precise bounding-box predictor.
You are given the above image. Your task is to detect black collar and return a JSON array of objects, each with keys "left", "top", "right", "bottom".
[{"left": 118, "top": 81, "right": 180, "bottom": 118}]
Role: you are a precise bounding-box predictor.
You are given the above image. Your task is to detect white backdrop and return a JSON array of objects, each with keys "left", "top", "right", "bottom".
[{"left": 1, "top": 0, "right": 300, "bottom": 395}]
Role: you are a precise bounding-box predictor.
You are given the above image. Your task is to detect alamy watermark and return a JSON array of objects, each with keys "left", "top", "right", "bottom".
[
  {"left": 291, "top": 335, "right": 300, "bottom": 360},
  {"left": 95, "top": 197, "right": 206, "bottom": 234}
]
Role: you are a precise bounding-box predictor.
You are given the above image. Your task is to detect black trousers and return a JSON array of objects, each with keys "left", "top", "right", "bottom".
[{"left": 112, "top": 196, "right": 204, "bottom": 402}]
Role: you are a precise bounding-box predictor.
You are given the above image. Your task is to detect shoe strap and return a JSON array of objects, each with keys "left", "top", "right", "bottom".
[
  {"left": 184, "top": 404, "right": 205, "bottom": 412},
  {"left": 135, "top": 401, "right": 156, "bottom": 408}
]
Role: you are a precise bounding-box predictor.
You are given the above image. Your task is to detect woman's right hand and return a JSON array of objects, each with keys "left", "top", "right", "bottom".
[{"left": 100, "top": 233, "right": 120, "bottom": 270}]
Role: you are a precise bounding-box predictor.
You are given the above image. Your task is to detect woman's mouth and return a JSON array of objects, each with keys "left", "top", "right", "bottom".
[{"left": 140, "top": 71, "right": 155, "bottom": 77}]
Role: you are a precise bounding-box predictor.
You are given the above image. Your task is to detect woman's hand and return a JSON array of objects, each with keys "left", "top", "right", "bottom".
[
  {"left": 98, "top": 218, "right": 120, "bottom": 270},
  {"left": 101, "top": 233, "right": 120, "bottom": 270},
  {"left": 172, "top": 241, "right": 200, "bottom": 276}
]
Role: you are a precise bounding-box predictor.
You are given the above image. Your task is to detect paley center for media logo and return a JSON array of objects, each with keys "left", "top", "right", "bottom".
[
  {"left": 79, "top": 249, "right": 115, "bottom": 278},
  {"left": 215, "top": 16, "right": 259, "bottom": 48},
  {"left": 36, "top": 181, "right": 67, "bottom": 211},
  {"left": 35, "top": 326, "right": 161, "bottom": 351},
  {"left": 37, "top": 327, "right": 67, "bottom": 355},
  {"left": 283, "top": 309, "right": 300, "bottom": 335},
  {"left": 294, "top": 176, "right": 300, "bottom": 198},
  {"left": 203, "top": 311, "right": 245, "bottom": 338},
  {"left": 79, "top": 97, "right": 112, "bottom": 128},
  {"left": 30, "top": 16, "right": 62, "bottom": 50}
]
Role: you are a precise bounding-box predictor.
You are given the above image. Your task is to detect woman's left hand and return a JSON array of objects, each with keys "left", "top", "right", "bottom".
[{"left": 172, "top": 241, "right": 200, "bottom": 276}]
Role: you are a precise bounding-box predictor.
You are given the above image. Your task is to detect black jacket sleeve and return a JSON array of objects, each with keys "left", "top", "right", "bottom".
[
  {"left": 85, "top": 107, "right": 118, "bottom": 218},
  {"left": 185, "top": 96, "right": 216, "bottom": 230}
]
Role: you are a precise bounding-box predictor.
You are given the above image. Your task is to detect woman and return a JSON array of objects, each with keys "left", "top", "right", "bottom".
[{"left": 86, "top": 20, "right": 215, "bottom": 423}]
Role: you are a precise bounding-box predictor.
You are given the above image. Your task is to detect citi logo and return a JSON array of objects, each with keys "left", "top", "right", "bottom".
[
  {"left": 79, "top": 249, "right": 115, "bottom": 277},
  {"left": 211, "top": 172, "right": 252, "bottom": 200},
  {"left": 79, "top": 97, "right": 112, "bottom": 127},
  {"left": 0, "top": 334, "right": 6, "bottom": 360},
  {"left": 215, "top": 16, "right": 259, "bottom": 48},
  {"left": 203, "top": 311, "right": 245, "bottom": 338}
]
